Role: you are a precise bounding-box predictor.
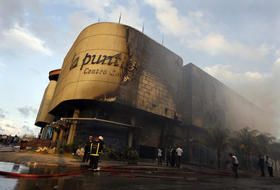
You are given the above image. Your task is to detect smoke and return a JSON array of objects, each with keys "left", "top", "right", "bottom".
[
  {"left": 236, "top": 59, "right": 280, "bottom": 135},
  {"left": 204, "top": 58, "right": 280, "bottom": 136}
]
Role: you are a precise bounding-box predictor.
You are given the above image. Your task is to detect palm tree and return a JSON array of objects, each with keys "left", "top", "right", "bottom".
[{"left": 206, "top": 126, "right": 230, "bottom": 168}]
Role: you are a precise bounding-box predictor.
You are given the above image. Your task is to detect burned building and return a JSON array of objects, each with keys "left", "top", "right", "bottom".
[{"left": 35, "top": 22, "right": 270, "bottom": 160}]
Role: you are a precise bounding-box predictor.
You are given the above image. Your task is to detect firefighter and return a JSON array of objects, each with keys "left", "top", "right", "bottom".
[
  {"left": 89, "top": 137, "right": 103, "bottom": 170},
  {"left": 98, "top": 136, "right": 104, "bottom": 152},
  {"left": 98, "top": 136, "right": 104, "bottom": 165}
]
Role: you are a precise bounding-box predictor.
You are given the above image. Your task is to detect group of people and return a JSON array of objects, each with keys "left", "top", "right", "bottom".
[
  {"left": 229, "top": 153, "right": 275, "bottom": 178},
  {"left": 81, "top": 136, "right": 276, "bottom": 178},
  {"left": 82, "top": 135, "right": 104, "bottom": 170},
  {"left": 157, "top": 146, "right": 183, "bottom": 168}
]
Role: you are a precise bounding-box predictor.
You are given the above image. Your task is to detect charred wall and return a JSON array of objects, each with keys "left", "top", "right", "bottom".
[
  {"left": 181, "top": 63, "right": 269, "bottom": 131},
  {"left": 47, "top": 22, "right": 183, "bottom": 121},
  {"left": 117, "top": 27, "right": 183, "bottom": 120}
]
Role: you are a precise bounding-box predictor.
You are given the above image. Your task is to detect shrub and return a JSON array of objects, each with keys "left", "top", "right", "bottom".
[
  {"left": 127, "top": 147, "right": 139, "bottom": 161},
  {"left": 102, "top": 145, "right": 139, "bottom": 162},
  {"left": 103, "top": 145, "right": 118, "bottom": 160}
]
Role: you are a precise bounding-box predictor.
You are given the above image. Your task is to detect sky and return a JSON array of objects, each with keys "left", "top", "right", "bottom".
[{"left": 0, "top": 0, "right": 279, "bottom": 137}]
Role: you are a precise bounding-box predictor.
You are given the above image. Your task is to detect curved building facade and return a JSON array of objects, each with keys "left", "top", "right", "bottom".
[{"left": 49, "top": 23, "right": 129, "bottom": 113}]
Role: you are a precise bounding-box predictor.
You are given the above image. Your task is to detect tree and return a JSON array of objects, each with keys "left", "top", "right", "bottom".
[
  {"left": 270, "top": 142, "right": 280, "bottom": 160},
  {"left": 234, "top": 127, "right": 258, "bottom": 169},
  {"left": 255, "top": 132, "right": 275, "bottom": 156},
  {"left": 206, "top": 126, "right": 230, "bottom": 168}
]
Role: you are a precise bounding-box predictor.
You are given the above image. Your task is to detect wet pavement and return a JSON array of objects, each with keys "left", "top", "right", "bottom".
[
  {"left": 1, "top": 147, "right": 280, "bottom": 190},
  {"left": 0, "top": 151, "right": 83, "bottom": 168},
  {"left": 1, "top": 161, "right": 280, "bottom": 190}
]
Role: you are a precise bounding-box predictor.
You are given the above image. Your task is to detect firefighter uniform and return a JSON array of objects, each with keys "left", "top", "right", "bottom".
[{"left": 89, "top": 138, "right": 102, "bottom": 169}]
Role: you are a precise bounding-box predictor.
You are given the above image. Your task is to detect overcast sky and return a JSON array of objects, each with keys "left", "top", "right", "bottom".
[{"left": 0, "top": 0, "right": 279, "bottom": 137}]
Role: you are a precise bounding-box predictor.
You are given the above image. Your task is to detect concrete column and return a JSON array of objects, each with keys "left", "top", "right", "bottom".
[
  {"left": 58, "top": 128, "right": 64, "bottom": 142},
  {"left": 56, "top": 128, "right": 65, "bottom": 148},
  {"left": 52, "top": 129, "right": 58, "bottom": 143},
  {"left": 66, "top": 109, "right": 80, "bottom": 145},
  {"left": 67, "top": 124, "right": 73, "bottom": 144},
  {"left": 71, "top": 125, "right": 77, "bottom": 143}
]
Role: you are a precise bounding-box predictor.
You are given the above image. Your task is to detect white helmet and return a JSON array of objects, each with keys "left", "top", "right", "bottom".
[{"left": 99, "top": 136, "right": 104, "bottom": 141}]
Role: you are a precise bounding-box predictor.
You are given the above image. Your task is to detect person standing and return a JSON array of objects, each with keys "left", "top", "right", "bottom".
[
  {"left": 89, "top": 137, "right": 102, "bottom": 170},
  {"left": 98, "top": 136, "right": 104, "bottom": 148},
  {"left": 98, "top": 136, "right": 104, "bottom": 165},
  {"left": 83, "top": 136, "right": 93, "bottom": 162},
  {"left": 166, "top": 146, "right": 172, "bottom": 167},
  {"left": 13, "top": 135, "right": 18, "bottom": 144},
  {"left": 176, "top": 146, "right": 183, "bottom": 168},
  {"left": 157, "top": 147, "right": 163, "bottom": 166},
  {"left": 258, "top": 155, "right": 265, "bottom": 177},
  {"left": 171, "top": 146, "right": 176, "bottom": 167},
  {"left": 266, "top": 155, "right": 274, "bottom": 177},
  {"left": 229, "top": 153, "right": 239, "bottom": 178}
]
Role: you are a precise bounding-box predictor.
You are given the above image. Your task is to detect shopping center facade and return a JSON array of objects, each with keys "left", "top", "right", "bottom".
[{"left": 35, "top": 22, "right": 270, "bottom": 160}]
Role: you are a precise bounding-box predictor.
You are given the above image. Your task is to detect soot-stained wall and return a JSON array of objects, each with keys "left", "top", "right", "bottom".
[
  {"left": 180, "top": 63, "right": 270, "bottom": 131},
  {"left": 114, "top": 26, "right": 183, "bottom": 120}
]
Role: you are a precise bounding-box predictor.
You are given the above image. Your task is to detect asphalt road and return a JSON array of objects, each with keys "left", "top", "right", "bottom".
[
  {"left": 1, "top": 162, "right": 280, "bottom": 190},
  {"left": 1, "top": 172, "right": 280, "bottom": 190}
]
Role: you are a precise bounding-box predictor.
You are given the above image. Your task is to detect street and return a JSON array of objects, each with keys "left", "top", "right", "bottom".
[
  {"left": 1, "top": 161, "right": 280, "bottom": 190},
  {"left": 1, "top": 171, "right": 280, "bottom": 190}
]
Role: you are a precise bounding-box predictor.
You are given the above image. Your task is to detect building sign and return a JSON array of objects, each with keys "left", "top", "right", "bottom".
[
  {"left": 70, "top": 53, "right": 122, "bottom": 70},
  {"left": 69, "top": 52, "right": 126, "bottom": 78}
]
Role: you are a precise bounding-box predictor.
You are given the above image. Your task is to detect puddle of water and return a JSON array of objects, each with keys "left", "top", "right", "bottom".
[
  {"left": 0, "top": 161, "right": 81, "bottom": 175},
  {"left": 0, "top": 161, "right": 85, "bottom": 190},
  {"left": 0, "top": 162, "right": 23, "bottom": 190},
  {"left": 0, "top": 162, "right": 29, "bottom": 174}
]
